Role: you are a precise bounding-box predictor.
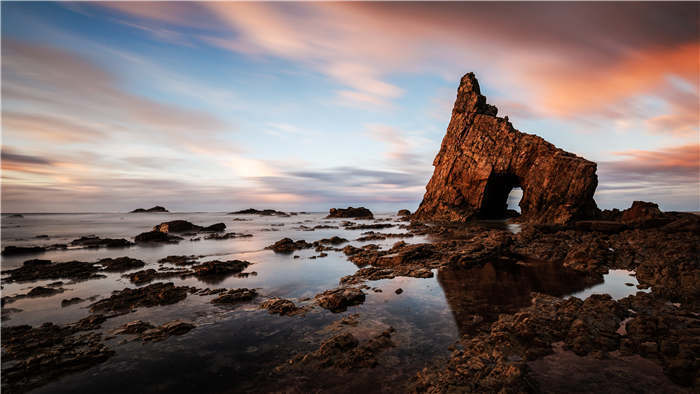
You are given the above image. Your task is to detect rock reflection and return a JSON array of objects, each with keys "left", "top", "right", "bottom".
[{"left": 437, "top": 260, "right": 602, "bottom": 335}]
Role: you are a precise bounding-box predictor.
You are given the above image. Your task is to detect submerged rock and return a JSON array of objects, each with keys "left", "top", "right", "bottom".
[
  {"left": 89, "top": 282, "right": 189, "bottom": 312},
  {"left": 283, "top": 328, "right": 394, "bottom": 371},
  {"left": 414, "top": 73, "right": 598, "bottom": 224},
  {"left": 327, "top": 207, "right": 374, "bottom": 219},
  {"left": 3, "top": 259, "right": 103, "bottom": 282},
  {"left": 1, "top": 245, "right": 46, "bottom": 256},
  {"left": 210, "top": 288, "right": 257, "bottom": 305},
  {"left": 1, "top": 322, "right": 114, "bottom": 392},
  {"left": 97, "top": 257, "right": 145, "bottom": 272}
]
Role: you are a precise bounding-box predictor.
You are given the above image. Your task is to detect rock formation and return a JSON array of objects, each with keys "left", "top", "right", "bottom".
[{"left": 415, "top": 73, "right": 599, "bottom": 224}]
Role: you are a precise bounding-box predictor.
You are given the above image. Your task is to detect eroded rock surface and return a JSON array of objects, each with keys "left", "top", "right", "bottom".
[{"left": 414, "top": 73, "right": 598, "bottom": 224}]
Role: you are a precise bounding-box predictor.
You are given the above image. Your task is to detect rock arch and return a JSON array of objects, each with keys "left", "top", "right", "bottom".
[{"left": 414, "top": 73, "right": 599, "bottom": 224}]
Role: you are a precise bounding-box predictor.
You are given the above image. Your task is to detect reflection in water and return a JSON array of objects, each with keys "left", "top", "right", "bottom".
[
  {"left": 437, "top": 260, "right": 602, "bottom": 334},
  {"left": 567, "top": 269, "right": 650, "bottom": 300}
]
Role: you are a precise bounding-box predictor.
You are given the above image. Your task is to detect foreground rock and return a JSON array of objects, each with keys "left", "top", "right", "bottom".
[
  {"left": 1, "top": 321, "right": 114, "bottom": 393},
  {"left": 130, "top": 206, "right": 168, "bottom": 213},
  {"left": 260, "top": 297, "right": 306, "bottom": 316},
  {"left": 412, "top": 292, "right": 697, "bottom": 391},
  {"left": 90, "top": 282, "right": 189, "bottom": 313},
  {"left": 210, "top": 288, "right": 257, "bottom": 305},
  {"left": 414, "top": 72, "right": 598, "bottom": 224},
  {"left": 315, "top": 287, "right": 366, "bottom": 312},
  {"left": 111, "top": 320, "right": 195, "bottom": 342},
  {"left": 327, "top": 207, "right": 374, "bottom": 219},
  {"left": 281, "top": 328, "right": 394, "bottom": 372}
]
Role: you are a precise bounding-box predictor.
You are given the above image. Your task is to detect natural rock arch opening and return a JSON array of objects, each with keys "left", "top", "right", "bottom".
[{"left": 479, "top": 173, "right": 521, "bottom": 219}]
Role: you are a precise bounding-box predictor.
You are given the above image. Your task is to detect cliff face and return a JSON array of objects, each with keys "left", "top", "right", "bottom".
[{"left": 415, "top": 73, "right": 599, "bottom": 224}]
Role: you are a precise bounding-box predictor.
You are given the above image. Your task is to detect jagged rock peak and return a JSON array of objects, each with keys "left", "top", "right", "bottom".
[{"left": 414, "top": 73, "right": 599, "bottom": 225}]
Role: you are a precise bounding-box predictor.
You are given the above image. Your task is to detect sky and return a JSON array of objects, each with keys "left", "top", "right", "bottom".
[{"left": 1, "top": 1, "right": 698, "bottom": 213}]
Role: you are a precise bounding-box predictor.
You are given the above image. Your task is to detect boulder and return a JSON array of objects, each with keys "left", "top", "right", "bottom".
[
  {"left": 414, "top": 73, "right": 598, "bottom": 224},
  {"left": 152, "top": 220, "right": 201, "bottom": 233},
  {"left": 327, "top": 207, "right": 374, "bottom": 219}
]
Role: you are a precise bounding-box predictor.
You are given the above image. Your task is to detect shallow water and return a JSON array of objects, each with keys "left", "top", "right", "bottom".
[{"left": 1, "top": 212, "right": 648, "bottom": 392}]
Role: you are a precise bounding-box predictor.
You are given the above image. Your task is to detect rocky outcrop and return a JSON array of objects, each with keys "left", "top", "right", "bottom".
[
  {"left": 327, "top": 207, "right": 374, "bottom": 219},
  {"left": 130, "top": 206, "right": 168, "bottom": 213},
  {"left": 414, "top": 73, "right": 598, "bottom": 224}
]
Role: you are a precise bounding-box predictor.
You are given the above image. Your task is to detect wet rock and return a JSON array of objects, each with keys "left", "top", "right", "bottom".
[
  {"left": 27, "top": 286, "right": 65, "bottom": 297},
  {"left": 377, "top": 243, "right": 438, "bottom": 266},
  {"left": 343, "top": 222, "right": 395, "bottom": 230},
  {"left": 3, "top": 259, "right": 103, "bottom": 282},
  {"left": 356, "top": 232, "right": 414, "bottom": 241},
  {"left": 110, "top": 320, "right": 154, "bottom": 335},
  {"left": 158, "top": 255, "right": 199, "bottom": 266},
  {"left": 618, "top": 292, "right": 699, "bottom": 386},
  {"left": 90, "top": 282, "right": 189, "bottom": 313},
  {"left": 284, "top": 328, "right": 394, "bottom": 371},
  {"left": 152, "top": 220, "right": 201, "bottom": 233},
  {"left": 397, "top": 209, "right": 411, "bottom": 216},
  {"left": 1, "top": 322, "right": 114, "bottom": 392},
  {"left": 395, "top": 288, "right": 403, "bottom": 295},
  {"left": 327, "top": 207, "right": 374, "bottom": 219},
  {"left": 204, "top": 232, "right": 253, "bottom": 240},
  {"left": 260, "top": 297, "right": 305, "bottom": 316},
  {"left": 97, "top": 257, "right": 145, "bottom": 272},
  {"left": 414, "top": 73, "right": 598, "bottom": 225},
  {"left": 3, "top": 286, "right": 66, "bottom": 305},
  {"left": 266, "top": 238, "right": 313, "bottom": 253},
  {"left": 61, "top": 297, "right": 85, "bottom": 307},
  {"left": 1, "top": 245, "right": 46, "bottom": 256},
  {"left": 190, "top": 259, "right": 251, "bottom": 278},
  {"left": 314, "top": 236, "right": 349, "bottom": 246},
  {"left": 228, "top": 208, "right": 289, "bottom": 217},
  {"left": 69, "top": 236, "right": 133, "bottom": 248},
  {"left": 315, "top": 287, "right": 366, "bottom": 312},
  {"left": 201, "top": 222, "right": 226, "bottom": 232},
  {"left": 134, "top": 230, "right": 182, "bottom": 243},
  {"left": 130, "top": 206, "right": 168, "bottom": 213},
  {"left": 123, "top": 268, "right": 189, "bottom": 285},
  {"left": 139, "top": 320, "right": 195, "bottom": 342},
  {"left": 210, "top": 288, "right": 257, "bottom": 305}
]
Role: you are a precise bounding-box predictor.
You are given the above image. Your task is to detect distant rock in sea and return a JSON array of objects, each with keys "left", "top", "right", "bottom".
[
  {"left": 327, "top": 207, "right": 374, "bottom": 219},
  {"left": 130, "top": 206, "right": 168, "bottom": 213},
  {"left": 228, "top": 208, "right": 290, "bottom": 217},
  {"left": 414, "top": 72, "right": 598, "bottom": 225}
]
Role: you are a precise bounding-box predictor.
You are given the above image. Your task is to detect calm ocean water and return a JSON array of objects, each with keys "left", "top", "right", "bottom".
[{"left": 0, "top": 212, "right": 645, "bottom": 393}]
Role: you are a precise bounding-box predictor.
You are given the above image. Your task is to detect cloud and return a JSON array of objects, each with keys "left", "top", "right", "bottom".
[
  {"left": 97, "top": 2, "right": 699, "bottom": 132},
  {"left": 596, "top": 144, "right": 700, "bottom": 210},
  {"left": 1, "top": 147, "right": 52, "bottom": 166}
]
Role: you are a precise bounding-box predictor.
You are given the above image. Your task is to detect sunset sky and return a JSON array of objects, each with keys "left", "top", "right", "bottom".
[{"left": 2, "top": 2, "right": 698, "bottom": 213}]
